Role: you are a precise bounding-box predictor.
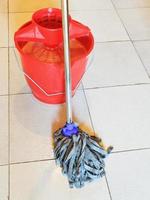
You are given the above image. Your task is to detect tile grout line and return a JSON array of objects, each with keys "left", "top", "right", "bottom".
[
  {"left": 1, "top": 82, "right": 150, "bottom": 98},
  {"left": 0, "top": 146, "right": 150, "bottom": 168},
  {"left": 83, "top": 87, "right": 113, "bottom": 199},
  {"left": 105, "top": 175, "right": 113, "bottom": 200},
  {"left": 105, "top": 1, "right": 132, "bottom": 199},
  {"left": 10, "top": 158, "right": 55, "bottom": 166},
  {"left": 7, "top": 0, "right": 10, "bottom": 199},
  {"left": 0, "top": 46, "right": 9, "bottom": 48},
  {"left": 112, "top": 6, "right": 150, "bottom": 10},
  {"left": 0, "top": 163, "right": 9, "bottom": 167},
  {"left": 112, "top": 147, "right": 150, "bottom": 154},
  {"left": 7, "top": 8, "right": 114, "bottom": 14},
  {"left": 132, "top": 41, "right": 150, "bottom": 78},
  {"left": 82, "top": 88, "right": 96, "bottom": 136},
  {"left": 6, "top": 6, "right": 150, "bottom": 14},
  {"left": 132, "top": 38, "right": 150, "bottom": 42},
  {"left": 0, "top": 94, "right": 9, "bottom": 97},
  {"left": 84, "top": 82, "right": 150, "bottom": 90},
  {"left": 110, "top": 0, "right": 150, "bottom": 80},
  {"left": 0, "top": 158, "right": 55, "bottom": 167}
]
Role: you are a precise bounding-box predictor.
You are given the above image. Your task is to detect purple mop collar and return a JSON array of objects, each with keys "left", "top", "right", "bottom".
[{"left": 62, "top": 122, "right": 79, "bottom": 137}]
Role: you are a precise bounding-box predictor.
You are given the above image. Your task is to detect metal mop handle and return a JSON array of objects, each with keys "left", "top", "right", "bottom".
[{"left": 61, "top": 0, "right": 72, "bottom": 124}]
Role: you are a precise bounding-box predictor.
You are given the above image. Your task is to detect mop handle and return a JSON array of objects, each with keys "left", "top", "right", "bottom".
[{"left": 61, "top": 0, "right": 72, "bottom": 124}]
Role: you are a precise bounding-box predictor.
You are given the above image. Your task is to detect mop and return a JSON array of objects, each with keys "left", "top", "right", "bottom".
[{"left": 54, "top": 0, "right": 113, "bottom": 188}]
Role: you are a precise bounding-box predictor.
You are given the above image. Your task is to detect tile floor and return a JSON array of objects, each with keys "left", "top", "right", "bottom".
[{"left": 0, "top": 0, "right": 150, "bottom": 199}]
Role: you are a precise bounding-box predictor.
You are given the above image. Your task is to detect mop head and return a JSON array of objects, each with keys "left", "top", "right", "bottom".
[{"left": 54, "top": 122, "right": 113, "bottom": 188}]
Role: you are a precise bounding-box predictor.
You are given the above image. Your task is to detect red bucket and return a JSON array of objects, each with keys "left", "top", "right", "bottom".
[{"left": 14, "top": 8, "right": 94, "bottom": 104}]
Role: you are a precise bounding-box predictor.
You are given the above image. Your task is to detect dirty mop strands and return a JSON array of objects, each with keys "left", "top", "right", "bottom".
[{"left": 54, "top": 124, "right": 113, "bottom": 188}]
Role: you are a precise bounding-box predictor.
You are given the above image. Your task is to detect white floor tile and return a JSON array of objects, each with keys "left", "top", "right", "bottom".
[
  {"left": 0, "top": 96, "right": 8, "bottom": 165},
  {"left": 71, "top": 10, "right": 129, "bottom": 42},
  {"left": 0, "top": 166, "right": 8, "bottom": 200},
  {"left": 9, "top": 48, "right": 31, "bottom": 94},
  {"left": 118, "top": 8, "right": 150, "bottom": 40},
  {"left": 112, "top": 0, "right": 150, "bottom": 9},
  {"left": 83, "top": 42, "right": 149, "bottom": 88},
  {"left": 0, "top": 14, "right": 8, "bottom": 47},
  {"left": 9, "top": 0, "right": 60, "bottom": 12},
  {"left": 10, "top": 90, "right": 93, "bottom": 163},
  {"left": 106, "top": 150, "right": 150, "bottom": 200},
  {"left": 134, "top": 41, "right": 150, "bottom": 76},
  {"left": 85, "top": 85, "right": 150, "bottom": 151},
  {"left": 70, "top": 0, "right": 113, "bottom": 10},
  {"left": 10, "top": 160, "right": 110, "bottom": 200},
  {"left": 9, "top": 12, "right": 32, "bottom": 47},
  {"left": 0, "top": 48, "right": 8, "bottom": 95}
]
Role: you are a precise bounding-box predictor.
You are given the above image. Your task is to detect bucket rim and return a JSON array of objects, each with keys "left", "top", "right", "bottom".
[{"left": 32, "top": 7, "right": 72, "bottom": 31}]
